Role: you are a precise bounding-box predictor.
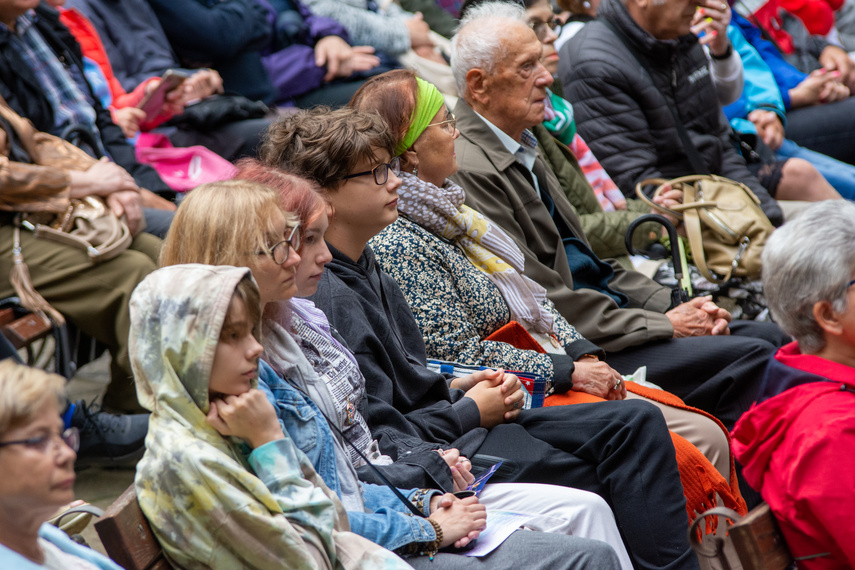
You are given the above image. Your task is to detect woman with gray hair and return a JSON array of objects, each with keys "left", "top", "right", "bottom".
[{"left": 731, "top": 199, "right": 855, "bottom": 569}]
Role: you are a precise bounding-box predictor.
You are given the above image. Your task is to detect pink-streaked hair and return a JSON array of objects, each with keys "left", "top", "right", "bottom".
[{"left": 233, "top": 158, "right": 329, "bottom": 242}]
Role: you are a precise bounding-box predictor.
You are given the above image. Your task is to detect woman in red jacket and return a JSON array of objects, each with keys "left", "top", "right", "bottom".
[{"left": 732, "top": 199, "right": 855, "bottom": 569}]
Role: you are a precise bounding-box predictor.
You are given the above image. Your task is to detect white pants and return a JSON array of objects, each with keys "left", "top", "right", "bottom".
[{"left": 478, "top": 482, "right": 633, "bottom": 570}]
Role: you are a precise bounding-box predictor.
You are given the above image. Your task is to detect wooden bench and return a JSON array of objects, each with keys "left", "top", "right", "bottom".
[
  {"left": 94, "top": 485, "right": 174, "bottom": 570},
  {"left": 730, "top": 503, "right": 793, "bottom": 570}
]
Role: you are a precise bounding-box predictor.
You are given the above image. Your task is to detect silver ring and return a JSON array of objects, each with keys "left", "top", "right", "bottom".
[
  {"left": 720, "top": 2, "right": 727, "bottom": 10},
  {"left": 613, "top": 379, "right": 622, "bottom": 391}
]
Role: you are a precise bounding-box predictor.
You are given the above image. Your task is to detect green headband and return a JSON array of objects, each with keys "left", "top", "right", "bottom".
[{"left": 395, "top": 77, "right": 445, "bottom": 156}]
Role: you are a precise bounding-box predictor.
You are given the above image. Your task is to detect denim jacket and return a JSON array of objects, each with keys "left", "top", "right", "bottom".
[{"left": 258, "top": 360, "right": 438, "bottom": 551}]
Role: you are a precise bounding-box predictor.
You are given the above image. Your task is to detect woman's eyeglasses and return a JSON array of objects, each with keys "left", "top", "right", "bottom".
[
  {"left": 263, "top": 224, "right": 301, "bottom": 265},
  {"left": 529, "top": 18, "right": 561, "bottom": 41},
  {"left": 343, "top": 156, "right": 402, "bottom": 185},
  {"left": 427, "top": 112, "right": 456, "bottom": 135},
  {"left": 0, "top": 427, "right": 80, "bottom": 454}
]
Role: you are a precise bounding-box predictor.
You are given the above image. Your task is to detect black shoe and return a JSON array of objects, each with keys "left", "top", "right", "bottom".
[{"left": 70, "top": 400, "right": 148, "bottom": 468}]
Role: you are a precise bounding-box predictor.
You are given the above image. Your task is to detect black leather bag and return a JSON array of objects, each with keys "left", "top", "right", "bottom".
[{"left": 167, "top": 94, "right": 270, "bottom": 131}]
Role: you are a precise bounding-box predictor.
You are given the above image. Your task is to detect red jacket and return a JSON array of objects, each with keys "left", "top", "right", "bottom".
[{"left": 731, "top": 342, "right": 855, "bottom": 569}]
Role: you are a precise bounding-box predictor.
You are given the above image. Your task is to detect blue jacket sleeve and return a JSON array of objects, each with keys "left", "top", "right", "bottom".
[
  {"left": 732, "top": 12, "right": 807, "bottom": 109},
  {"left": 346, "top": 484, "right": 438, "bottom": 551},
  {"left": 723, "top": 24, "right": 786, "bottom": 125},
  {"left": 257, "top": 0, "right": 351, "bottom": 100}
]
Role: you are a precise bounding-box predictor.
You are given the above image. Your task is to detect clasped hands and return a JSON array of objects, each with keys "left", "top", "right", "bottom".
[
  {"left": 667, "top": 295, "right": 731, "bottom": 337},
  {"left": 451, "top": 368, "right": 524, "bottom": 427}
]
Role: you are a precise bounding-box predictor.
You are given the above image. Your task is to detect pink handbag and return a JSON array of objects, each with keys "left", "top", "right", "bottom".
[{"left": 135, "top": 133, "right": 236, "bottom": 192}]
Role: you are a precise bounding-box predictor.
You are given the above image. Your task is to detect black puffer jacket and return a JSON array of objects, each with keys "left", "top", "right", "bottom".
[{"left": 559, "top": 0, "right": 783, "bottom": 226}]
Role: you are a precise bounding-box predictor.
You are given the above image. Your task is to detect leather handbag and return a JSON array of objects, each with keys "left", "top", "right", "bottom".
[
  {"left": 0, "top": 100, "right": 134, "bottom": 262},
  {"left": 24, "top": 195, "right": 132, "bottom": 263},
  {"left": 635, "top": 175, "right": 774, "bottom": 283},
  {"left": 166, "top": 94, "right": 269, "bottom": 131},
  {"left": 0, "top": 96, "right": 134, "bottom": 324}
]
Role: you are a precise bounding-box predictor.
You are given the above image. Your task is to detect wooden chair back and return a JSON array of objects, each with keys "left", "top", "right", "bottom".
[
  {"left": 94, "top": 485, "right": 174, "bottom": 570},
  {"left": 730, "top": 503, "right": 793, "bottom": 570}
]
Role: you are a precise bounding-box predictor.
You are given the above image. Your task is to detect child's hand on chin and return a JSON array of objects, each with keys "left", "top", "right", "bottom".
[{"left": 207, "top": 390, "right": 284, "bottom": 449}]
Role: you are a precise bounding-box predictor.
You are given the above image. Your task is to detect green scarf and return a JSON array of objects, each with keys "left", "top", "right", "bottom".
[{"left": 395, "top": 77, "right": 445, "bottom": 156}]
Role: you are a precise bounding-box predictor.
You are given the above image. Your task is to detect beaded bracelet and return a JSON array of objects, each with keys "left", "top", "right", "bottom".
[{"left": 424, "top": 519, "right": 444, "bottom": 560}]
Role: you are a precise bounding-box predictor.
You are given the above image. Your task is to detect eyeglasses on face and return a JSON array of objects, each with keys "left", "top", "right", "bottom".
[
  {"left": 261, "top": 224, "right": 301, "bottom": 265},
  {"left": 529, "top": 17, "right": 561, "bottom": 41},
  {"left": 343, "top": 156, "right": 402, "bottom": 185},
  {"left": 427, "top": 112, "right": 456, "bottom": 134},
  {"left": 0, "top": 427, "right": 80, "bottom": 454}
]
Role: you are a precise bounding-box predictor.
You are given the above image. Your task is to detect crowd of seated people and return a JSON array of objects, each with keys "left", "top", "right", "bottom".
[{"left": 4, "top": 0, "right": 855, "bottom": 567}]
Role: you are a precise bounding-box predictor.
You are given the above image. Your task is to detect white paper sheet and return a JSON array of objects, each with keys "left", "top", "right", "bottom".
[{"left": 462, "top": 511, "right": 535, "bottom": 557}]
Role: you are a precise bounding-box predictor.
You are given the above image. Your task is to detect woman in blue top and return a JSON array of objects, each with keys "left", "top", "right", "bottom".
[{"left": 0, "top": 360, "right": 123, "bottom": 570}]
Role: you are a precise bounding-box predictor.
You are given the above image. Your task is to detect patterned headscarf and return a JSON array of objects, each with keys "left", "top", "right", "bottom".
[{"left": 130, "top": 264, "right": 407, "bottom": 570}]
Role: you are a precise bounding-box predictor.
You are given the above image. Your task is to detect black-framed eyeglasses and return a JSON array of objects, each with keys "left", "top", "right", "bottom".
[
  {"left": 848, "top": 279, "right": 855, "bottom": 289},
  {"left": 261, "top": 224, "right": 301, "bottom": 265},
  {"left": 529, "top": 18, "right": 561, "bottom": 41},
  {"left": 343, "top": 156, "right": 402, "bottom": 185},
  {"left": 427, "top": 112, "right": 456, "bottom": 134},
  {"left": 0, "top": 427, "right": 80, "bottom": 454}
]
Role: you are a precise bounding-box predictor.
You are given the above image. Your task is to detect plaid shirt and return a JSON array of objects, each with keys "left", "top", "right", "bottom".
[{"left": 1, "top": 11, "right": 98, "bottom": 139}]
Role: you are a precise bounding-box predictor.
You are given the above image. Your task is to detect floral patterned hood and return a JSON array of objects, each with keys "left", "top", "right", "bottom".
[{"left": 128, "top": 265, "right": 355, "bottom": 569}]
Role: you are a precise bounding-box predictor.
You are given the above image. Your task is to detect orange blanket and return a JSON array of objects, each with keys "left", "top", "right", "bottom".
[
  {"left": 546, "top": 383, "right": 747, "bottom": 527},
  {"left": 486, "top": 321, "right": 747, "bottom": 529}
]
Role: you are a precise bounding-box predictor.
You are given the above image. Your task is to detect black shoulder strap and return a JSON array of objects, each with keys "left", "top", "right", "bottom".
[
  {"left": 601, "top": 20, "right": 711, "bottom": 175},
  {"left": 285, "top": 376, "right": 428, "bottom": 518}
]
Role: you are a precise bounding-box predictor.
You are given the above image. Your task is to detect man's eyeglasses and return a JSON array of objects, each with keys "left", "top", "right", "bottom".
[
  {"left": 0, "top": 427, "right": 80, "bottom": 454},
  {"left": 262, "top": 224, "right": 301, "bottom": 265},
  {"left": 343, "top": 156, "right": 402, "bottom": 185},
  {"left": 427, "top": 112, "right": 456, "bottom": 134},
  {"left": 529, "top": 18, "right": 561, "bottom": 41}
]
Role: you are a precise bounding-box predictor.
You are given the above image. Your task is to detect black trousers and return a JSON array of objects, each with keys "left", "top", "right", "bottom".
[
  {"left": 786, "top": 97, "right": 855, "bottom": 166},
  {"left": 476, "top": 400, "right": 698, "bottom": 570},
  {"left": 605, "top": 321, "right": 789, "bottom": 430}
]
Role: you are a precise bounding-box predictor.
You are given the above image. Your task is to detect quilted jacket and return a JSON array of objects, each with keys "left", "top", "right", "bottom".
[{"left": 559, "top": 0, "right": 783, "bottom": 227}]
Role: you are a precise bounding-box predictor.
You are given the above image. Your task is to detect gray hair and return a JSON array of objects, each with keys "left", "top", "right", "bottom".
[
  {"left": 762, "top": 200, "right": 855, "bottom": 352},
  {"left": 451, "top": 1, "right": 528, "bottom": 97}
]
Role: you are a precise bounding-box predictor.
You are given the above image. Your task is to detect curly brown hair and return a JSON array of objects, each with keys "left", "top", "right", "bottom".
[{"left": 259, "top": 106, "right": 395, "bottom": 191}]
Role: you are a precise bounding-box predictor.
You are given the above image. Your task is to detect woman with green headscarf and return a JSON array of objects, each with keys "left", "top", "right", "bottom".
[{"left": 354, "top": 71, "right": 746, "bottom": 515}]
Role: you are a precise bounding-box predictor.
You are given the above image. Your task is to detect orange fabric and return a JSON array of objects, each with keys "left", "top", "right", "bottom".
[
  {"left": 484, "top": 321, "right": 545, "bottom": 352},
  {"left": 546, "top": 382, "right": 747, "bottom": 527},
  {"left": 484, "top": 321, "right": 746, "bottom": 527}
]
